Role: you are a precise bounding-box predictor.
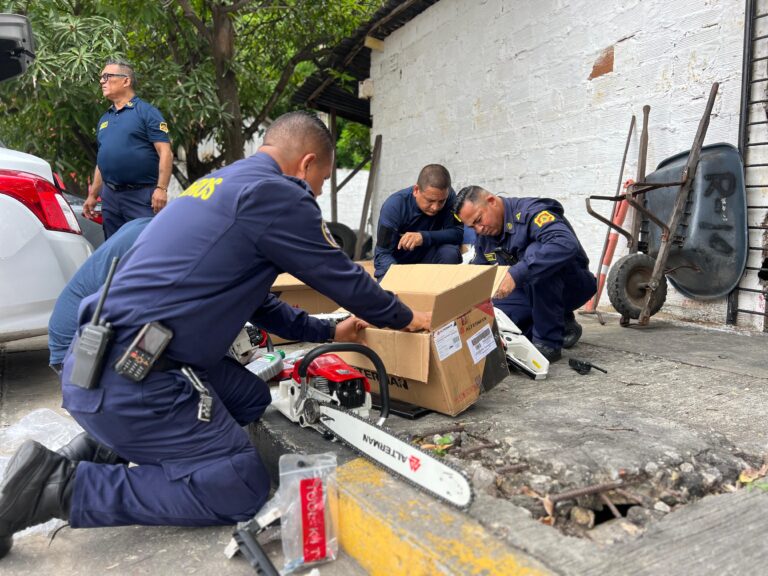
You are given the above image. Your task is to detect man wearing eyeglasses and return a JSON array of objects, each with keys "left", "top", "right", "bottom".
[
  {"left": 82, "top": 59, "right": 172, "bottom": 239},
  {"left": 373, "top": 164, "right": 463, "bottom": 281},
  {"left": 455, "top": 186, "right": 596, "bottom": 363}
]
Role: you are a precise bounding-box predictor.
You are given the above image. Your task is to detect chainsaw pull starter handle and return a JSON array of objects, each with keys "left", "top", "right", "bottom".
[{"left": 297, "top": 343, "right": 390, "bottom": 426}]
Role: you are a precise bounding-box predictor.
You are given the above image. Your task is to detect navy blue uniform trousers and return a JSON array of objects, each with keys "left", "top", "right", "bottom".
[
  {"left": 101, "top": 184, "right": 155, "bottom": 239},
  {"left": 62, "top": 350, "right": 271, "bottom": 528},
  {"left": 494, "top": 262, "right": 596, "bottom": 349}
]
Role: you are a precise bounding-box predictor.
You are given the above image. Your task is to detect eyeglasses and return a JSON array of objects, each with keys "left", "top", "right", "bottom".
[{"left": 99, "top": 73, "right": 128, "bottom": 83}]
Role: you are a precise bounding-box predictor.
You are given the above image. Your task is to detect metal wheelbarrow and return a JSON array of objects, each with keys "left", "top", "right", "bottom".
[{"left": 586, "top": 83, "right": 748, "bottom": 326}]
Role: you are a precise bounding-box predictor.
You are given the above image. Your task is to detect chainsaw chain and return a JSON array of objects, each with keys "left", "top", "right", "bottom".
[{"left": 315, "top": 402, "right": 475, "bottom": 510}]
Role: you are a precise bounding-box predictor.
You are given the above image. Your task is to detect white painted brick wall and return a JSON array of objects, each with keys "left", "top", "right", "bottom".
[
  {"left": 369, "top": 0, "right": 759, "bottom": 327},
  {"left": 315, "top": 168, "right": 373, "bottom": 235}
]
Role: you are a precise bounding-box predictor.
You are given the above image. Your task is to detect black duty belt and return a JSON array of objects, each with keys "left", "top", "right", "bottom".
[{"left": 105, "top": 182, "right": 151, "bottom": 192}]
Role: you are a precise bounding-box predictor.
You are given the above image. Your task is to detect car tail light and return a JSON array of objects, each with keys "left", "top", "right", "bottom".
[{"left": 0, "top": 169, "right": 82, "bottom": 234}]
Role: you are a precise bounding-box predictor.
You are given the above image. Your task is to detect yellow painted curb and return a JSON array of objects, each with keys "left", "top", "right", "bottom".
[{"left": 337, "top": 458, "right": 552, "bottom": 576}]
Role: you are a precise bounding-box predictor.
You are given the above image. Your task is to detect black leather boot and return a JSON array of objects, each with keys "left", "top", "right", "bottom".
[
  {"left": 0, "top": 440, "right": 77, "bottom": 559},
  {"left": 57, "top": 432, "right": 127, "bottom": 465},
  {"left": 563, "top": 318, "right": 583, "bottom": 349}
]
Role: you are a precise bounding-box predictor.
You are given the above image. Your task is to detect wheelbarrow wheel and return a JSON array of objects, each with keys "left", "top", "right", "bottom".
[{"left": 607, "top": 253, "right": 668, "bottom": 319}]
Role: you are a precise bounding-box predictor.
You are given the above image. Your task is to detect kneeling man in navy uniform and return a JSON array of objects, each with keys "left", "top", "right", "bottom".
[
  {"left": 0, "top": 112, "right": 430, "bottom": 558},
  {"left": 455, "top": 185, "right": 596, "bottom": 362}
]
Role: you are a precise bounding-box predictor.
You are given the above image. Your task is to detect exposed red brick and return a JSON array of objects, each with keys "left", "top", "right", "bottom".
[{"left": 588, "top": 46, "right": 614, "bottom": 80}]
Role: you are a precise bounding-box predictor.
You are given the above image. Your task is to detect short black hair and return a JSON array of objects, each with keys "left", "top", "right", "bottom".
[
  {"left": 416, "top": 164, "right": 451, "bottom": 191},
  {"left": 454, "top": 185, "right": 489, "bottom": 214},
  {"left": 264, "top": 111, "right": 334, "bottom": 160}
]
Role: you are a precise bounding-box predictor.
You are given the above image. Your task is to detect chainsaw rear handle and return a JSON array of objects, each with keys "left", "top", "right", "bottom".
[{"left": 298, "top": 343, "right": 390, "bottom": 426}]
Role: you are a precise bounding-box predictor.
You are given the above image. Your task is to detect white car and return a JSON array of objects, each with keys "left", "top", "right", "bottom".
[{"left": 0, "top": 14, "right": 92, "bottom": 343}]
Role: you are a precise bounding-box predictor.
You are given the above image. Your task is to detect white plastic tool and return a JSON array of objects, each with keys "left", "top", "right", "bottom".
[{"left": 493, "top": 307, "right": 549, "bottom": 380}]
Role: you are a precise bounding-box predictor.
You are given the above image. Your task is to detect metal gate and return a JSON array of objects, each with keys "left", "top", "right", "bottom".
[{"left": 730, "top": 0, "right": 768, "bottom": 331}]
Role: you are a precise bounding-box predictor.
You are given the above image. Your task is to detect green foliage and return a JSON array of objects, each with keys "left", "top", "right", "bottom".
[
  {"left": 0, "top": 0, "right": 381, "bottom": 190},
  {"left": 336, "top": 118, "right": 371, "bottom": 169}
]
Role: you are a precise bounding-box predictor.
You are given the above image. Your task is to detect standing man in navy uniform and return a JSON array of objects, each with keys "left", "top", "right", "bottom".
[
  {"left": 0, "top": 112, "right": 430, "bottom": 557},
  {"left": 455, "top": 186, "right": 596, "bottom": 362},
  {"left": 374, "top": 164, "right": 463, "bottom": 280},
  {"left": 82, "top": 59, "right": 173, "bottom": 239}
]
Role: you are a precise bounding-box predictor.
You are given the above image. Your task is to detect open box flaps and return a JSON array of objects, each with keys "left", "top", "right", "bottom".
[
  {"left": 380, "top": 264, "right": 497, "bottom": 329},
  {"left": 338, "top": 264, "right": 508, "bottom": 416}
]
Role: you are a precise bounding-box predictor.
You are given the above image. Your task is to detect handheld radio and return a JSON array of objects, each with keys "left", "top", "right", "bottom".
[{"left": 69, "top": 257, "right": 119, "bottom": 389}]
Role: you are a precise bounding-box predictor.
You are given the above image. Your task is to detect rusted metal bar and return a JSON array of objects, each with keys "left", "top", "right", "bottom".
[
  {"left": 460, "top": 441, "right": 496, "bottom": 458},
  {"left": 586, "top": 115, "right": 636, "bottom": 314},
  {"left": 585, "top": 198, "right": 634, "bottom": 244},
  {"left": 547, "top": 481, "right": 625, "bottom": 505},
  {"left": 628, "top": 105, "right": 651, "bottom": 254},
  {"left": 638, "top": 82, "right": 719, "bottom": 325},
  {"left": 496, "top": 463, "right": 529, "bottom": 474},
  {"left": 600, "top": 493, "right": 623, "bottom": 519}
]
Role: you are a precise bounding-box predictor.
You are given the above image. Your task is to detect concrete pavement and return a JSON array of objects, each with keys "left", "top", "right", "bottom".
[
  {"left": 253, "top": 312, "right": 768, "bottom": 575},
  {"left": 2, "top": 313, "right": 768, "bottom": 575}
]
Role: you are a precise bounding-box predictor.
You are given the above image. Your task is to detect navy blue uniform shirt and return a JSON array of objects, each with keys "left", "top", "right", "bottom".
[
  {"left": 96, "top": 96, "right": 170, "bottom": 186},
  {"left": 78, "top": 152, "right": 412, "bottom": 369},
  {"left": 472, "top": 197, "right": 590, "bottom": 284},
  {"left": 374, "top": 186, "right": 463, "bottom": 274},
  {"left": 49, "top": 218, "right": 150, "bottom": 366}
]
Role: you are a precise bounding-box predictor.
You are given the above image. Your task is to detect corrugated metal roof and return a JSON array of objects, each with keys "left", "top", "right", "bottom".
[{"left": 293, "top": 0, "right": 440, "bottom": 125}]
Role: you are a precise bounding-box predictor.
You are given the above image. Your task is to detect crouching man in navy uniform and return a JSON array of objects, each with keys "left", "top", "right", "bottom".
[
  {"left": 0, "top": 112, "right": 430, "bottom": 558},
  {"left": 455, "top": 186, "right": 596, "bottom": 362},
  {"left": 374, "top": 164, "right": 463, "bottom": 280}
]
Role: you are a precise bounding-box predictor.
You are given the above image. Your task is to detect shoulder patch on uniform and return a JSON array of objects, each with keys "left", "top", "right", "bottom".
[
  {"left": 99, "top": 121, "right": 108, "bottom": 130},
  {"left": 484, "top": 252, "right": 497, "bottom": 262},
  {"left": 159, "top": 122, "right": 169, "bottom": 133},
  {"left": 126, "top": 101, "right": 134, "bottom": 108},
  {"left": 506, "top": 222, "right": 513, "bottom": 231},
  {"left": 515, "top": 212, "right": 521, "bottom": 221},
  {"left": 534, "top": 210, "right": 556, "bottom": 228},
  {"left": 322, "top": 221, "right": 339, "bottom": 249}
]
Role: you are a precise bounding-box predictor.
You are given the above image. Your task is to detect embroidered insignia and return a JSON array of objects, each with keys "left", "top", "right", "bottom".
[
  {"left": 99, "top": 121, "right": 108, "bottom": 130},
  {"left": 534, "top": 210, "right": 556, "bottom": 228},
  {"left": 159, "top": 122, "right": 169, "bottom": 133},
  {"left": 506, "top": 222, "right": 512, "bottom": 230},
  {"left": 516, "top": 212, "right": 521, "bottom": 221},
  {"left": 322, "top": 221, "right": 339, "bottom": 248},
  {"left": 484, "top": 252, "right": 497, "bottom": 262}
]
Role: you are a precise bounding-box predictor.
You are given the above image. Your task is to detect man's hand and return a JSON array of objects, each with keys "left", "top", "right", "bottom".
[
  {"left": 397, "top": 232, "right": 424, "bottom": 251},
  {"left": 82, "top": 194, "right": 99, "bottom": 221},
  {"left": 152, "top": 188, "right": 168, "bottom": 213},
  {"left": 333, "top": 316, "right": 370, "bottom": 344},
  {"left": 403, "top": 310, "right": 431, "bottom": 332},
  {"left": 494, "top": 272, "right": 516, "bottom": 299}
]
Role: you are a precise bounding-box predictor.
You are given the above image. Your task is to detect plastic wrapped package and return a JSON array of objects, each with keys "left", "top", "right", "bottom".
[{"left": 279, "top": 452, "right": 338, "bottom": 574}]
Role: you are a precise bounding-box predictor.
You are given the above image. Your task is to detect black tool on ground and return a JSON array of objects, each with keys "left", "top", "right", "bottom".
[
  {"left": 69, "top": 256, "right": 119, "bottom": 389},
  {"left": 232, "top": 529, "right": 280, "bottom": 576},
  {"left": 114, "top": 321, "right": 174, "bottom": 382},
  {"left": 568, "top": 358, "right": 608, "bottom": 375}
]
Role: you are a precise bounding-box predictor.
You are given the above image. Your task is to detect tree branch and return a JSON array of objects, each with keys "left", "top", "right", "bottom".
[
  {"left": 175, "top": 0, "right": 211, "bottom": 42},
  {"left": 246, "top": 44, "right": 328, "bottom": 140}
]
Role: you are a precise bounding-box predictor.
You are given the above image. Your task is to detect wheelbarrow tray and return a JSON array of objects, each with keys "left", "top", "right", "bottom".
[{"left": 642, "top": 142, "right": 747, "bottom": 300}]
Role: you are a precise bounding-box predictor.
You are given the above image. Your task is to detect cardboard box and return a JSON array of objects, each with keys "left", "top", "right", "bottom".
[
  {"left": 337, "top": 264, "right": 509, "bottom": 416},
  {"left": 268, "top": 261, "right": 376, "bottom": 344}
]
